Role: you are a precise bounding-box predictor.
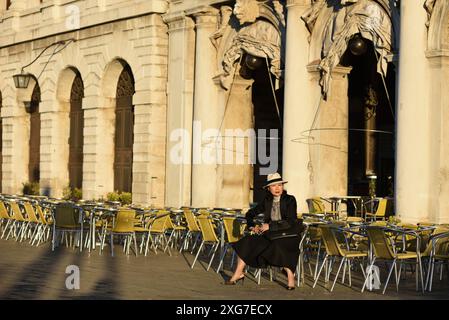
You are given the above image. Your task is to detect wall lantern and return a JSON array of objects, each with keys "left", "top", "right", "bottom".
[{"left": 12, "top": 39, "right": 76, "bottom": 89}]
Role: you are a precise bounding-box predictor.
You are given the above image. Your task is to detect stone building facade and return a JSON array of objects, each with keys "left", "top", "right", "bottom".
[{"left": 1, "top": 0, "right": 448, "bottom": 224}]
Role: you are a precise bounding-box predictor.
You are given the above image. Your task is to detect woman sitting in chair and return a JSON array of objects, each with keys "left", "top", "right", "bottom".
[{"left": 225, "top": 173, "right": 302, "bottom": 290}]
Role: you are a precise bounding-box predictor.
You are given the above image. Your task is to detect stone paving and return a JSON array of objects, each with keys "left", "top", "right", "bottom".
[{"left": 0, "top": 239, "right": 448, "bottom": 300}]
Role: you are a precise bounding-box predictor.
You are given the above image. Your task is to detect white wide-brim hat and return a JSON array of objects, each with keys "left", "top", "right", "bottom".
[{"left": 263, "top": 173, "right": 288, "bottom": 189}]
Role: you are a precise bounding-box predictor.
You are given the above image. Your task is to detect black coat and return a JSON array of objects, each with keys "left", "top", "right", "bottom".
[
  {"left": 245, "top": 191, "right": 299, "bottom": 232},
  {"left": 233, "top": 190, "right": 302, "bottom": 271}
]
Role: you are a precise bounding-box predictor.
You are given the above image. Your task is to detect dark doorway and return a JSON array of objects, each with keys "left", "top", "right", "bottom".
[
  {"left": 28, "top": 84, "right": 41, "bottom": 183},
  {"left": 68, "top": 73, "right": 84, "bottom": 190},
  {"left": 114, "top": 65, "right": 135, "bottom": 193},
  {"left": 341, "top": 37, "right": 396, "bottom": 198},
  {"left": 241, "top": 54, "right": 284, "bottom": 204}
]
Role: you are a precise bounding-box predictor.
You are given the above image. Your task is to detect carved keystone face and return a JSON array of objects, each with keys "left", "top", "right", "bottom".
[{"left": 233, "top": 0, "right": 260, "bottom": 24}]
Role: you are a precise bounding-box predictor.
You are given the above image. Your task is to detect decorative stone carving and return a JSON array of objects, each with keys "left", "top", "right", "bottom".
[
  {"left": 233, "top": 0, "right": 261, "bottom": 24},
  {"left": 213, "top": 1, "right": 285, "bottom": 90},
  {"left": 302, "top": 0, "right": 394, "bottom": 99},
  {"left": 425, "top": 0, "right": 436, "bottom": 28},
  {"left": 211, "top": 6, "right": 233, "bottom": 50}
]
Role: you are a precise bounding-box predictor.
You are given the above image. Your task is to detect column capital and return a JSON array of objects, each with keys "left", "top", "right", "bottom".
[
  {"left": 163, "top": 12, "right": 195, "bottom": 33},
  {"left": 186, "top": 6, "right": 219, "bottom": 26},
  {"left": 286, "top": 0, "right": 311, "bottom": 9}
]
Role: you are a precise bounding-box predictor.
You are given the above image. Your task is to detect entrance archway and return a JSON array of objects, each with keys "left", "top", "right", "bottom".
[
  {"left": 114, "top": 64, "right": 135, "bottom": 193},
  {"left": 341, "top": 38, "right": 396, "bottom": 198},
  {"left": 68, "top": 73, "right": 84, "bottom": 189},
  {"left": 28, "top": 83, "right": 41, "bottom": 183}
]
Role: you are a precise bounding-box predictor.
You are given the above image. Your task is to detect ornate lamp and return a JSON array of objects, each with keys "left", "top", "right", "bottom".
[
  {"left": 12, "top": 71, "right": 34, "bottom": 89},
  {"left": 348, "top": 34, "right": 367, "bottom": 56},
  {"left": 245, "top": 54, "right": 263, "bottom": 70},
  {"left": 12, "top": 39, "right": 76, "bottom": 89}
]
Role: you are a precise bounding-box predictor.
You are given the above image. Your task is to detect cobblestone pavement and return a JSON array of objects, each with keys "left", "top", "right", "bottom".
[{"left": 0, "top": 239, "right": 448, "bottom": 300}]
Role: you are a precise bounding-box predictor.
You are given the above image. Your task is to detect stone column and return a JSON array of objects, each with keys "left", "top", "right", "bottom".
[
  {"left": 396, "top": 1, "right": 434, "bottom": 224},
  {"left": 308, "top": 65, "right": 350, "bottom": 201},
  {"left": 163, "top": 13, "right": 196, "bottom": 208},
  {"left": 282, "top": 0, "right": 317, "bottom": 213},
  {"left": 38, "top": 98, "right": 70, "bottom": 198},
  {"left": 190, "top": 8, "right": 219, "bottom": 208},
  {"left": 216, "top": 75, "right": 254, "bottom": 209}
]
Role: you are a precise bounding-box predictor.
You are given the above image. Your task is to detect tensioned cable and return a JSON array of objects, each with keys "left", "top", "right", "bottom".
[
  {"left": 372, "top": 46, "right": 395, "bottom": 121},
  {"left": 265, "top": 56, "right": 282, "bottom": 128}
]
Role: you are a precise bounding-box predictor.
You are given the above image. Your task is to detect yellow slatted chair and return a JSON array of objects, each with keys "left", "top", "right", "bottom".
[
  {"left": 191, "top": 215, "right": 220, "bottom": 271},
  {"left": 33, "top": 204, "right": 52, "bottom": 246},
  {"left": 22, "top": 202, "right": 41, "bottom": 244},
  {"left": 5, "top": 201, "right": 27, "bottom": 241},
  {"left": 0, "top": 200, "right": 12, "bottom": 239},
  {"left": 142, "top": 213, "right": 171, "bottom": 256},
  {"left": 100, "top": 209, "right": 138, "bottom": 257},
  {"left": 179, "top": 209, "right": 202, "bottom": 253},
  {"left": 216, "top": 216, "right": 246, "bottom": 273},
  {"left": 163, "top": 213, "right": 187, "bottom": 252},
  {"left": 313, "top": 224, "right": 368, "bottom": 291},
  {"left": 52, "top": 202, "right": 85, "bottom": 252},
  {"left": 422, "top": 226, "right": 449, "bottom": 291},
  {"left": 362, "top": 226, "right": 424, "bottom": 294},
  {"left": 365, "top": 198, "right": 388, "bottom": 221}
]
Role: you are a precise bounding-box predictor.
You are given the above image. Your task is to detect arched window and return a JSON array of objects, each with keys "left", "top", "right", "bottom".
[
  {"left": 28, "top": 84, "right": 41, "bottom": 183},
  {"left": 114, "top": 65, "right": 135, "bottom": 193},
  {"left": 68, "top": 74, "right": 84, "bottom": 189}
]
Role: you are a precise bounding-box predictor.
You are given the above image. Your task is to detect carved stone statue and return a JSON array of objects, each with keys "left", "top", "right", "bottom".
[
  {"left": 213, "top": 0, "right": 285, "bottom": 90},
  {"left": 302, "top": 0, "right": 394, "bottom": 99},
  {"left": 424, "top": 0, "right": 436, "bottom": 28},
  {"left": 211, "top": 6, "right": 233, "bottom": 50},
  {"left": 234, "top": 0, "right": 262, "bottom": 25}
]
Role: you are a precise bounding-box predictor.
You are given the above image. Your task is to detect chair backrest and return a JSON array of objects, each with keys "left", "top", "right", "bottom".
[
  {"left": 23, "top": 202, "right": 40, "bottom": 223},
  {"left": 422, "top": 227, "right": 449, "bottom": 256},
  {"left": 149, "top": 214, "right": 169, "bottom": 233},
  {"left": 197, "top": 215, "right": 219, "bottom": 243},
  {"left": 55, "top": 203, "right": 81, "bottom": 228},
  {"left": 306, "top": 197, "right": 325, "bottom": 214},
  {"left": 375, "top": 199, "right": 388, "bottom": 217},
  {"left": 222, "top": 217, "right": 245, "bottom": 244},
  {"left": 36, "top": 205, "right": 51, "bottom": 225},
  {"left": 9, "top": 201, "right": 26, "bottom": 222},
  {"left": 366, "top": 226, "right": 395, "bottom": 260},
  {"left": 112, "top": 209, "right": 136, "bottom": 233},
  {"left": 319, "top": 224, "right": 342, "bottom": 257},
  {"left": 184, "top": 210, "right": 200, "bottom": 232},
  {"left": 0, "top": 201, "right": 10, "bottom": 219}
]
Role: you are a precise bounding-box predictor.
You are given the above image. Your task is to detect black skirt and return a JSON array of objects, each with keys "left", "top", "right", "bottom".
[{"left": 232, "top": 232, "right": 300, "bottom": 272}]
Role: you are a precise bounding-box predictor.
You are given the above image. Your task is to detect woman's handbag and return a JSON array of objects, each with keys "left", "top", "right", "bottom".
[
  {"left": 263, "top": 229, "right": 299, "bottom": 241},
  {"left": 263, "top": 219, "right": 304, "bottom": 241}
]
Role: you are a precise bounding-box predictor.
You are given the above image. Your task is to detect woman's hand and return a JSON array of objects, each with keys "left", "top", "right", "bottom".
[
  {"left": 260, "top": 223, "right": 270, "bottom": 233},
  {"left": 250, "top": 225, "right": 261, "bottom": 234}
]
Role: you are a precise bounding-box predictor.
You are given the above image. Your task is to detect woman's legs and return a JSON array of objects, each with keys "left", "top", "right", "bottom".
[
  {"left": 229, "top": 256, "right": 246, "bottom": 281},
  {"left": 284, "top": 267, "right": 295, "bottom": 287}
]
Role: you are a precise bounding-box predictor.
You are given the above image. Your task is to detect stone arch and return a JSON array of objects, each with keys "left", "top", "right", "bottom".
[
  {"left": 101, "top": 58, "right": 136, "bottom": 194},
  {"left": 427, "top": 0, "right": 449, "bottom": 52},
  {"left": 56, "top": 66, "right": 85, "bottom": 192},
  {"left": 102, "top": 58, "right": 134, "bottom": 99}
]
